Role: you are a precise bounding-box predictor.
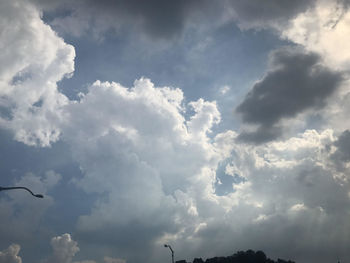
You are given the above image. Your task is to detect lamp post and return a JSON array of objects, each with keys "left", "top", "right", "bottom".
[
  {"left": 0, "top": 186, "right": 44, "bottom": 198},
  {"left": 164, "top": 244, "right": 174, "bottom": 263}
]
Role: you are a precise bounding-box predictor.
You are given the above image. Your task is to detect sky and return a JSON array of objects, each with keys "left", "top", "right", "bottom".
[{"left": 1, "top": 0, "right": 350, "bottom": 263}]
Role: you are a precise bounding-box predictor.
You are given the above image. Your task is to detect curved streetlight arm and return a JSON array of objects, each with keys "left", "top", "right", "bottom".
[
  {"left": 0, "top": 186, "right": 44, "bottom": 198},
  {"left": 164, "top": 244, "right": 174, "bottom": 263}
]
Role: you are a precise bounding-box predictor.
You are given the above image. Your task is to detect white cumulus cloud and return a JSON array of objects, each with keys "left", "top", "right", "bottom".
[
  {"left": 47, "top": 234, "right": 79, "bottom": 263},
  {"left": 0, "top": 0, "right": 75, "bottom": 146},
  {"left": 58, "top": 78, "right": 231, "bottom": 261}
]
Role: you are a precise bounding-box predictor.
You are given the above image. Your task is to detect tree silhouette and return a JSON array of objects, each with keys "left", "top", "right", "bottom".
[{"left": 176, "top": 250, "right": 295, "bottom": 263}]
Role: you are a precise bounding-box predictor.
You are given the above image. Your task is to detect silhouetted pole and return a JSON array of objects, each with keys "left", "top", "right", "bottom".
[
  {"left": 0, "top": 186, "right": 44, "bottom": 198},
  {"left": 164, "top": 244, "right": 174, "bottom": 263}
]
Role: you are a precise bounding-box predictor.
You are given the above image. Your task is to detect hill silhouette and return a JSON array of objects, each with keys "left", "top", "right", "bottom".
[{"left": 175, "top": 250, "right": 295, "bottom": 263}]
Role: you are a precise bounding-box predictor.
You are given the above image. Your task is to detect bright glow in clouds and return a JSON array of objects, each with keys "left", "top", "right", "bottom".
[
  {"left": 282, "top": 0, "right": 350, "bottom": 70},
  {"left": 0, "top": 0, "right": 74, "bottom": 146},
  {"left": 281, "top": 0, "right": 350, "bottom": 136}
]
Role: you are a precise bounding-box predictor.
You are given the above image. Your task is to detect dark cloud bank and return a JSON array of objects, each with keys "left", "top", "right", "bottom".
[
  {"left": 38, "top": 0, "right": 217, "bottom": 38},
  {"left": 35, "top": 0, "right": 322, "bottom": 39},
  {"left": 236, "top": 47, "right": 343, "bottom": 144}
]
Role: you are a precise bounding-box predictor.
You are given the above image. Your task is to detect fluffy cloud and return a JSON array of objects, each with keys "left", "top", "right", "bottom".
[
  {"left": 47, "top": 234, "right": 125, "bottom": 263},
  {"left": 57, "top": 78, "right": 230, "bottom": 262},
  {"left": 0, "top": 245, "right": 22, "bottom": 263},
  {"left": 184, "top": 128, "right": 350, "bottom": 263},
  {"left": 236, "top": 46, "right": 343, "bottom": 143},
  {"left": 1, "top": 234, "right": 125, "bottom": 263},
  {"left": 0, "top": 0, "right": 74, "bottom": 146},
  {"left": 46, "top": 234, "right": 79, "bottom": 263},
  {"left": 4, "top": 126, "right": 350, "bottom": 263},
  {"left": 59, "top": 77, "right": 350, "bottom": 263}
]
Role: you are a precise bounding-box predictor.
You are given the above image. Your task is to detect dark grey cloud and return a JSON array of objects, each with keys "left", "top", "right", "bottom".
[
  {"left": 333, "top": 130, "right": 350, "bottom": 162},
  {"left": 34, "top": 0, "right": 322, "bottom": 39},
  {"left": 236, "top": 47, "right": 343, "bottom": 144},
  {"left": 237, "top": 125, "right": 283, "bottom": 145},
  {"left": 227, "top": 0, "right": 317, "bottom": 29},
  {"left": 331, "top": 130, "right": 350, "bottom": 172},
  {"left": 37, "top": 0, "right": 222, "bottom": 39},
  {"left": 76, "top": 0, "right": 199, "bottom": 38}
]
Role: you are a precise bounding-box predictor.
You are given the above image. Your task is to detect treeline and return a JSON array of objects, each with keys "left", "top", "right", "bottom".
[{"left": 176, "top": 250, "right": 295, "bottom": 263}]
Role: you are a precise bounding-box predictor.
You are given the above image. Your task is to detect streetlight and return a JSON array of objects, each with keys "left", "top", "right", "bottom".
[
  {"left": 164, "top": 244, "right": 174, "bottom": 263},
  {"left": 0, "top": 186, "right": 44, "bottom": 198}
]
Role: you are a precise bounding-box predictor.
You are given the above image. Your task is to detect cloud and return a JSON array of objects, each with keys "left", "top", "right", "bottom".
[
  {"left": 333, "top": 130, "right": 350, "bottom": 161},
  {"left": 0, "top": 0, "right": 74, "bottom": 146},
  {"left": 0, "top": 171, "right": 60, "bottom": 244},
  {"left": 330, "top": 130, "right": 350, "bottom": 175},
  {"left": 236, "top": 46, "right": 343, "bottom": 143},
  {"left": 282, "top": 0, "right": 350, "bottom": 70},
  {"left": 39, "top": 0, "right": 221, "bottom": 39},
  {"left": 0, "top": 244, "right": 22, "bottom": 263},
  {"left": 4, "top": 125, "right": 350, "bottom": 263},
  {"left": 46, "top": 234, "right": 79, "bottom": 263},
  {"left": 57, "top": 78, "right": 230, "bottom": 262},
  {"left": 48, "top": 234, "right": 125, "bottom": 263},
  {"left": 36, "top": 0, "right": 323, "bottom": 40},
  {"left": 35, "top": 0, "right": 330, "bottom": 42},
  {"left": 185, "top": 128, "right": 350, "bottom": 263},
  {"left": 2, "top": 1, "right": 350, "bottom": 262},
  {"left": 226, "top": 0, "right": 317, "bottom": 30},
  {"left": 58, "top": 77, "right": 350, "bottom": 263},
  {"left": 103, "top": 257, "right": 126, "bottom": 263},
  {"left": 57, "top": 76, "right": 350, "bottom": 262},
  {"left": 219, "top": 85, "right": 230, "bottom": 95},
  {"left": 2, "top": 234, "right": 125, "bottom": 263}
]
